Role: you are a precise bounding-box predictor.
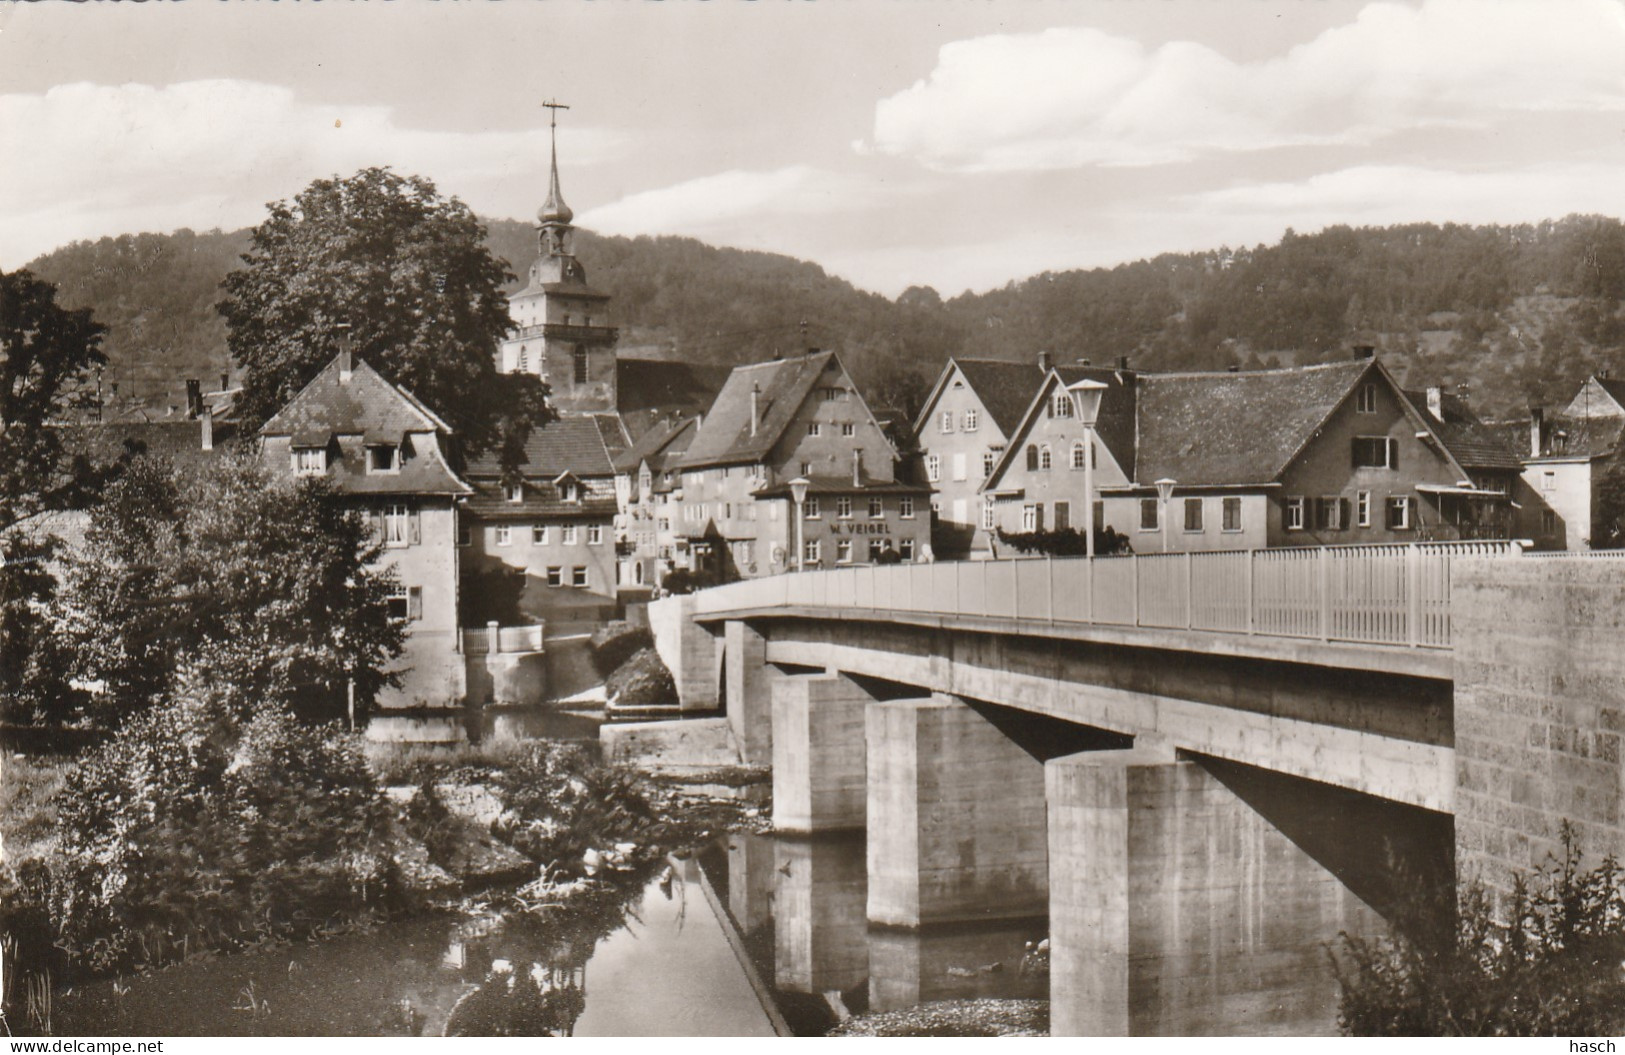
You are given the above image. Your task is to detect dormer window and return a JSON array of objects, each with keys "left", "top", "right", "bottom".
[
  {"left": 293, "top": 447, "right": 326, "bottom": 475},
  {"left": 368, "top": 445, "right": 398, "bottom": 473},
  {"left": 561, "top": 480, "right": 579, "bottom": 503},
  {"left": 506, "top": 482, "right": 523, "bottom": 503}
]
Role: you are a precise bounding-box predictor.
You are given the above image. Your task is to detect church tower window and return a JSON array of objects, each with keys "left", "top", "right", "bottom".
[{"left": 573, "top": 347, "right": 589, "bottom": 385}]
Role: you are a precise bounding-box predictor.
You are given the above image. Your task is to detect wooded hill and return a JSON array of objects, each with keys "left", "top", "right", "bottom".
[{"left": 24, "top": 213, "right": 1625, "bottom": 422}]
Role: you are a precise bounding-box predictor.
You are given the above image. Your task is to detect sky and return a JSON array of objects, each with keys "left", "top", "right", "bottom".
[{"left": 3, "top": 0, "right": 1624, "bottom": 298}]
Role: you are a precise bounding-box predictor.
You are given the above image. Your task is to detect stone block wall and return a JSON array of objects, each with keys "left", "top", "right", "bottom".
[{"left": 1453, "top": 555, "right": 1625, "bottom": 895}]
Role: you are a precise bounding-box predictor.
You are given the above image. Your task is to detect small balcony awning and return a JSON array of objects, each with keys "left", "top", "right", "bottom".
[{"left": 1416, "top": 483, "right": 1511, "bottom": 500}]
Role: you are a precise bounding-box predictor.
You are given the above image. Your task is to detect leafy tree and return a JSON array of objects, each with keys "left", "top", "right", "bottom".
[
  {"left": 60, "top": 454, "right": 404, "bottom": 727},
  {"left": 1, "top": 269, "right": 108, "bottom": 723},
  {"left": 1589, "top": 457, "right": 1625, "bottom": 548},
  {"left": 1337, "top": 823, "right": 1625, "bottom": 1036},
  {"left": 218, "top": 168, "right": 553, "bottom": 467}
]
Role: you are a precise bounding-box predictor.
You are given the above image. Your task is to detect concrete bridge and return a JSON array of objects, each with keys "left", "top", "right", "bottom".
[{"left": 647, "top": 543, "right": 1625, "bottom": 1035}]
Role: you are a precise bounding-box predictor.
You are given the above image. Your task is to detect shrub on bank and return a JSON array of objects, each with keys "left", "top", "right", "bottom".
[{"left": 492, "top": 743, "right": 661, "bottom": 874}]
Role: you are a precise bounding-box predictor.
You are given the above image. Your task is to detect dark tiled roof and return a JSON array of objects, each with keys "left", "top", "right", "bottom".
[
  {"left": 260, "top": 356, "right": 448, "bottom": 441},
  {"left": 316, "top": 438, "right": 472, "bottom": 496},
  {"left": 1133, "top": 360, "right": 1372, "bottom": 485},
  {"left": 464, "top": 416, "right": 614, "bottom": 480},
  {"left": 463, "top": 479, "right": 618, "bottom": 520},
  {"left": 682, "top": 351, "right": 837, "bottom": 470},
  {"left": 1594, "top": 377, "right": 1625, "bottom": 410},
  {"left": 613, "top": 415, "right": 698, "bottom": 474},
  {"left": 590, "top": 413, "right": 630, "bottom": 461},
  {"left": 65, "top": 419, "right": 239, "bottom": 469},
  {"left": 1404, "top": 390, "right": 1524, "bottom": 471},
  {"left": 615, "top": 356, "right": 731, "bottom": 442},
  {"left": 953, "top": 358, "right": 1045, "bottom": 437},
  {"left": 1535, "top": 416, "right": 1625, "bottom": 460}
]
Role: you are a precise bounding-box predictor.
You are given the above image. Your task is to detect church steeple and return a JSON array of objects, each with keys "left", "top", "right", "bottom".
[{"left": 537, "top": 100, "right": 575, "bottom": 258}]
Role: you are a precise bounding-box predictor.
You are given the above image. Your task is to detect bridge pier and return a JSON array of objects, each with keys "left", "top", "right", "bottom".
[
  {"left": 866, "top": 694, "right": 1048, "bottom": 928},
  {"left": 1045, "top": 749, "right": 1381, "bottom": 1036},
  {"left": 772, "top": 673, "right": 872, "bottom": 833}
]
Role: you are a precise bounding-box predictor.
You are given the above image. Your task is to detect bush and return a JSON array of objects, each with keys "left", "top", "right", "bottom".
[
  {"left": 994, "top": 525, "right": 1133, "bottom": 557},
  {"left": 51, "top": 696, "right": 400, "bottom": 973},
  {"left": 492, "top": 744, "right": 660, "bottom": 874},
  {"left": 604, "top": 648, "right": 676, "bottom": 707},
  {"left": 1337, "top": 823, "right": 1625, "bottom": 1036}
]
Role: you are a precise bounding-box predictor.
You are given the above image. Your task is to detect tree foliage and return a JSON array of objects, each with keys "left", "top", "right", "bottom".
[
  {"left": 218, "top": 168, "right": 553, "bottom": 467},
  {"left": 994, "top": 525, "right": 1134, "bottom": 557},
  {"left": 1337, "top": 823, "right": 1625, "bottom": 1036},
  {"left": 59, "top": 454, "right": 404, "bottom": 728}
]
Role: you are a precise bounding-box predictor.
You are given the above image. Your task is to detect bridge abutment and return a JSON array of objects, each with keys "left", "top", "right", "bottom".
[
  {"left": 865, "top": 694, "right": 1048, "bottom": 928},
  {"left": 1045, "top": 749, "right": 1381, "bottom": 1036},
  {"left": 648, "top": 594, "right": 723, "bottom": 711},
  {"left": 725, "top": 619, "right": 781, "bottom": 764},
  {"left": 772, "top": 672, "right": 871, "bottom": 833}
]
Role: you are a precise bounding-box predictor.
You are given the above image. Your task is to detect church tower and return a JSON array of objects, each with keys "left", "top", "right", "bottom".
[{"left": 499, "top": 101, "right": 619, "bottom": 414}]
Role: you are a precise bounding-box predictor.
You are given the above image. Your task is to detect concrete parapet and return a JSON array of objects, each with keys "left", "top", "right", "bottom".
[
  {"left": 1045, "top": 750, "right": 1379, "bottom": 1036},
  {"left": 772, "top": 673, "right": 871, "bottom": 832},
  {"left": 865, "top": 695, "right": 1048, "bottom": 927}
]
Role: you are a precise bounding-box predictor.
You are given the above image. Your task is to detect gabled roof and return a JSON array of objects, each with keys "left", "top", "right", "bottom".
[
  {"left": 615, "top": 356, "right": 732, "bottom": 442},
  {"left": 681, "top": 350, "right": 839, "bottom": 470},
  {"left": 260, "top": 355, "right": 448, "bottom": 443},
  {"left": 983, "top": 365, "right": 1138, "bottom": 489},
  {"left": 1404, "top": 390, "right": 1524, "bottom": 471},
  {"left": 949, "top": 358, "right": 1045, "bottom": 437},
  {"left": 1528, "top": 416, "right": 1625, "bottom": 461},
  {"left": 1133, "top": 360, "right": 1378, "bottom": 486},
  {"left": 464, "top": 415, "right": 615, "bottom": 480},
  {"left": 463, "top": 479, "right": 618, "bottom": 521},
  {"left": 66, "top": 419, "right": 237, "bottom": 469},
  {"left": 613, "top": 414, "right": 699, "bottom": 474}
]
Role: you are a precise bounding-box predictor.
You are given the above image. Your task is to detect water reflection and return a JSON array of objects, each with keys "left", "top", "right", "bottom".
[
  {"left": 701, "top": 832, "right": 1047, "bottom": 1035},
  {"left": 365, "top": 706, "right": 602, "bottom": 746}
]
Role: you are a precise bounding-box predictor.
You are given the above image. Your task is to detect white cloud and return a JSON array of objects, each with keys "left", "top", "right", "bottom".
[
  {"left": 861, "top": 0, "right": 1625, "bottom": 171},
  {"left": 577, "top": 165, "right": 885, "bottom": 241},
  {"left": 0, "top": 79, "right": 625, "bottom": 265}
]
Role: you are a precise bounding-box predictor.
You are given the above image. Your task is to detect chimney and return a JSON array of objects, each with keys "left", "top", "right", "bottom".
[
  {"left": 1038, "top": 350, "right": 1052, "bottom": 373},
  {"left": 1079, "top": 358, "right": 1092, "bottom": 367},
  {"left": 749, "top": 381, "right": 761, "bottom": 437},
  {"left": 1529, "top": 406, "right": 1545, "bottom": 458},
  {"left": 337, "top": 325, "right": 354, "bottom": 382},
  {"left": 219, "top": 372, "right": 229, "bottom": 393},
  {"left": 1117, "top": 355, "right": 1130, "bottom": 371},
  {"left": 1352, "top": 345, "right": 1376, "bottom": 360},
  {"left": 200, "top": 406, "right": 214, "bottom": 451},
  {"left": 185, "top": 379, "right": 202, "bottom": 419},
  {"left": 1426, "top": 386, "right": 1444, "bottom": 421},
  {"left": 852, "top": 448, "right": 862, "bottom": 487},
  {"left": 1227, "top": 365, "right": 1240, "bottom": 373}
]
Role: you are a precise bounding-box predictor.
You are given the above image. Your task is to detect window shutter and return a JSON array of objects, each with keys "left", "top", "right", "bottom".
[
  {"left": 1339, "top": 498, "right": 1351, "bottom": 530},
  {"left": 1389, "top": 438, "right": 1399, "bottom": 470},
  {"left": 408, "top": 586, "right": 423, "bottom": 621},
  {"left": 409, "top": 507, "right": 421, "bottom": 545}
]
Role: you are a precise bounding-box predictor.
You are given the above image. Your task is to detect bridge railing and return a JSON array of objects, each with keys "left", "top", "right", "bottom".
[{"left": 688, "top": 540, "right": 1525, "bottom": 649}]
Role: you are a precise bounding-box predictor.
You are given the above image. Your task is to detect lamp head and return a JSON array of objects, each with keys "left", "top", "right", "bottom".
[
  {"left": 1067, "top": 378, "right": 1108, "bottom": 427},
  {"left": 789, "top": 476, "right": 811, "bottom": 505},
  {"left": 1155, "top": 477, "right": 1177, "bottom": 503}
]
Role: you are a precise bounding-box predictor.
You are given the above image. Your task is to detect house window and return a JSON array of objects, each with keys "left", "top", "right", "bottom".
[
  {"left": 807, "top": 422, "right": 822, "bottom": 437},
  {"left": 1356, "top": 383, "right": 1378, "bottom": 414},
  {"left": 1356, "top": 491, "right": 1372, "bottom": 528},
  {"left": 560, "top": 480, "right": 579, "bottom": 503},
  {"left": 495, "top": 525, "right": 513, "bottom": 547},
  {"left": 1285, "top": 496, "right": 1306, "bottom": 531},
  {"left": 505, "top": 482, "right": 523, "bottom": 503},
  {"left": 384, "top": 504, "right": 411, "bottom": 546},
  {"left": 1038, "top": 445, "right": 1052, "bottom": 471},
  {"left": 952, "top": 453, "right": 967, "bottom": 481},
  {"left": 1054, "top": 501, "right": 1070, "bottom": 531},
  {"left": 837, "top": 539, "right": 853, "bottom": 563},
  {"left": 1386, "top": 495, "right": 1412, "bottom": 530},
  {"left": 561, "top": 524, "right": 577, "bottom": 544},
  {"left": 900, "top": 539, "right": 915, "bottom": 561},
  {"left": 900, "top": 497, "right": 915, "bottom": 519},
  {"left": 1223, "top": 497, "right": 1242, "bottom": 532},
  {"left": 841, "top": 423, "right": 856, "bottom": 437},
  {"left": 1542, "top": 471, "right": 1557, "bottom": 494},
  {"left": 1051, "top": 392, "right": 1072, "bottom": 418},
  {"left": 457, "top": 519, "right": 471, "bottom": 547},
  {"left": 573, "top": 346, "right": 589, "bottom": 384},
  {"left": 927, "top": 455, "right": 941, "bottom": 482},
  {"left": 982, "top": 499, "right": 995, "bottom": 530},
  {"left": 368, "top": 445, "right": 397, "bottom": 473},
  {"left": 1315, "top": 496, "right": 1348, "bottom": 531},
  {"left": 982, "top": 452, "right": 996, "bottom": 477},
  {"left": 940, "top": 411, "right": 954, "bottom": 434},
  {"left": 1071, "top": 441, "right": 1088, "bottom": 470},
  {"left": 1026, "top": 445, "right": 1039, "bottom": 471},
  {"left": 386, "top": 585, "right": 423, "bottom": 622},
  {"left": 572, "top": 566, "right": 588, "bottom": 588},
  {"left": 805, "top": 496, "right": 821, "bottom": 519},
  {"left": 533, "top": 525, "right": 549, "bottom": 545},
  {"left": 1183, "top": 498, "right": 1203, "bottom": 532},
  {"left": 293, "top": 447, "right": 325, "bottom": 475},
  {"left": 837, "top": 496, "right": 853, "bottom": 519},
  {"left": 587, "top": 524, "right": 603, "bottom": 545},
  {"left": 547, "top": 566, "right": 563, "bottom": 587},
  {"left": 800, "top": 462, "right": 812, "bottom": 477},
  {"left": 1140, "top": 498, "right": 1160, "bottom": 531},
  {"left": 1541, "top": 509, "right": 1558, "bottom": 535},
  {"left": 964, "top": 409, "right": 978, "bottom": 432},
  {"left": 1022, "top": 503, "right": 1044, "bottom": 532},
  {"left": 869, "top": 496, "right": 884, "bottom": 519},
  {"left": 804, "top": 539, "right": 821, "bottom": 565},
  {"left": 1352, "top": 436, "right": 1399, "bottom": 469},
  {"left": 869, "top": 540, "right": 887, "bottom": 562}
]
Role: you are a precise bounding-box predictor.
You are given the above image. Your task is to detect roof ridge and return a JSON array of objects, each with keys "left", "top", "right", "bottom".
[{"left": 1144, "top": 359, "right": 1366, "bottom": 381}]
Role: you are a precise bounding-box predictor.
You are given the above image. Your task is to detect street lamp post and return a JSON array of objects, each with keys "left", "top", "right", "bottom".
[
  {"left": 1067, "top": 380, "right": 1108, "bottom": 560},
  {"left": 1156, "top": 478, "right": 1177, "bottom": 554},
  {"left": 789, "top": 476, "right": 811, "bottom": 573}
]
